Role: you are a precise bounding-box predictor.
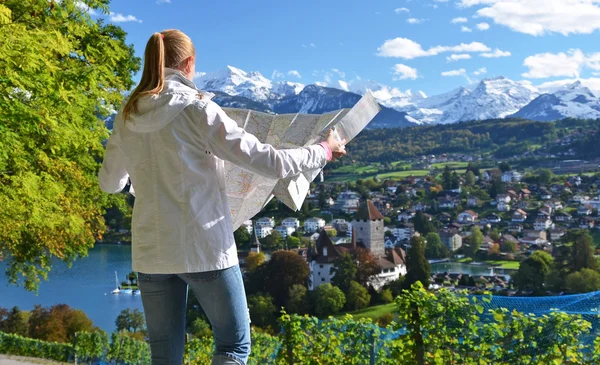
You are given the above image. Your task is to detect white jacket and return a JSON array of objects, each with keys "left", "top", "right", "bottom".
[{"left": 99, "top": 68, "right": 327, "bottom": 273}]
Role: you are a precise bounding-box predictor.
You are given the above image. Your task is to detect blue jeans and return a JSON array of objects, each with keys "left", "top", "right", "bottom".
[{"left": 137, "top": 265, "right": 251, "bottom": 365}]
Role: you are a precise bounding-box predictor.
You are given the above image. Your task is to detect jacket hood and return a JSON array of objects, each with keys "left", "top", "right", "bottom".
[{"left": 125, "top": 68, "right": 214, "bottom": 133}]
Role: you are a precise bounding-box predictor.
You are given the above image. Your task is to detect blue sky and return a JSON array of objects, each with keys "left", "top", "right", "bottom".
[{"left": 98, "top": 0, "right": 600, "bottom": 96}]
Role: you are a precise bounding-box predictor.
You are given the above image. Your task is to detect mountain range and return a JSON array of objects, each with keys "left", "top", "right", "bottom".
[{"left": 194, "top": 66, "right": 600, "bottom": 128}]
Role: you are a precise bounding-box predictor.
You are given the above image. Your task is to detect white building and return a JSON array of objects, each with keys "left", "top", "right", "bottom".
[
  {"left": 458, "top": 210, "right": 478, "bottom": 223},
  {"left": 502, "top": 171, "right": 523, "bottom": 183},
  {"left": 304, "top": 217, "right": 326, "bottom": 233},
  {"left": 534, "top": 218, "right": 553, "bottom": 231},
  {"left": 333, "top": 191, "right": 361, "bottom": 214},
  {"left": 282, "top": 217, "right": 300, "bottom": 230},
  {"left": 275, "top": 225, "right": 295, "bottom": 239},
  {"left": 255, "top": 217, "right": 275, "bottom": 228},
  {"left": 391, "top": 225, "right": 415, "bottom": 241},
  {"left": 497, "top": 201, "right": 511, "bottom": 212},
  {"left": 241, "top": 220, "right": 253, "bottom": 234},
  {"left": 255, "top": 226, "right": 273, "bottom": 239},
  {"left": 397, "top": 210, "right": 416, "bottom": 222}
]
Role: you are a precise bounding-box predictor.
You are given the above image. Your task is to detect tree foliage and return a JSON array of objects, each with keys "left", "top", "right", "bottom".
[
  {"left": 0, "top": 0, "right": 140, "bottom": 291},
  {"left": 403, "top": 235, "right": 431, "bottom": 290},
  {"left": 313, "top": 284, "right": 346, "bottom": 317}
]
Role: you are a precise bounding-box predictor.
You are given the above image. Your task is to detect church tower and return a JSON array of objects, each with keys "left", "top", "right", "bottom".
[{"left": 351, "top": 200, "right": 385, "bottom": 257}]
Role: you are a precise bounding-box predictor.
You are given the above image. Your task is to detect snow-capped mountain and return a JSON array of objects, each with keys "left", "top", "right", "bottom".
[
  {"left": 193, "top": 65, "right": 600, "bottom": 128},
  {"left": 195, "top": 66, "right": 304, "bottom": 105},
  {"left": 513, "top": 81, "right": 600, "bottom": 121},
  {"left": 408, "top": 77, "right": 539, "bottom": 124}
]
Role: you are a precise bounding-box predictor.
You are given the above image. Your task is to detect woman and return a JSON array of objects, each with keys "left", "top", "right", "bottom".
[{"left": 98, "top": 29, "right": 346, "bottom": 365}]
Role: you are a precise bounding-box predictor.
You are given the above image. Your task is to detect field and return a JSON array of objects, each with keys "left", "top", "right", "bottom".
[
  {"left": 484, "top": 260, "right": 521, "bottom": 270},
  {"left": 327, "top": 161, "right": 470, "bottom": 182},
  {"left": 337, "top": 303, "right": 396, "bottom": 320}
]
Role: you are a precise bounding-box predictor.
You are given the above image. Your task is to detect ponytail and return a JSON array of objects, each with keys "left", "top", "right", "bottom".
[{"left": 122, "top": 30, "right": 195, "bottom": 121}]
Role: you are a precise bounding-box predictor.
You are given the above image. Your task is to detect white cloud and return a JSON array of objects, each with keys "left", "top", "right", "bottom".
[
  {"left": 272, "top": 70, "right": 284, "bottom": 79},
  {"left": 407, "top": 18, "right": 423, "bottom": 24},
  {"left": 392, "top": 64, "right": 418, "bottom": 80},
  {"left": 481, "top": 49, "right": 511, "bottom": 58},
  {"left": 395, "top": 7, "right": 410, "bottom": 13},
  {"left": 75, "top": 1, "right": 98, "bottom": 15},
  {"left": 109, "top": 12, "right": 142, "bottom": 23},
  {"left": 459, "top": 0, "right": 600, "bottom": 36},
  {"left": 441, "top": 68, "right": 467, "bottom": 76},
  {"left": 377, "top": 37, "right": 490, "bottom": 59},
  {"left": 193, "top": 71, "right": 206, "bottom": 80},
  {"left": 461, "top": 26, "right": 473, "bottom": 32},
  {"left": 434, "top": 0, "right": 450, "bottom": 2},
  {"left": 594, "top": 72, "right": 600, "bottom": 76},
  {"left": 473, "top": 67, "right": 487, "bottom": 75},
  {"left": 331, "top": 68, "right": 346, "bottom": 78},
  {"left": 447, "top": 54, "right": 472, "bottom": 62},
  {"left": 451, "top": 17, "right": 469, "bottom": 23},
  {"left": 156, "top": 0, "right": 171, "bottom": 4},
  {"left": 537, "top": 78, "right": 600, "bottom": 95},
  {"left": 288, "top": 70, "right": 302, "bottom": 79},
  {"left": 476, "top": 22, "right": 490, "bottom": 30},
  {"left": 310, "top": 43, "right": 316, "bottom": 48},
  {"left": 521, "top": 49, "right": 600, "bottom": 78},
  {"left": 315, "top": 81, "right": 328, "bottom": 87}
]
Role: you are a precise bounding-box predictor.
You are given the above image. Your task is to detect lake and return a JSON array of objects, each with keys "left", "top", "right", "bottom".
[
  {"left": 430, "top": 262, "right": 514, "bottom": 279},
  {"left": 0, "top": 244, "right": 143, "bottom": 334}
]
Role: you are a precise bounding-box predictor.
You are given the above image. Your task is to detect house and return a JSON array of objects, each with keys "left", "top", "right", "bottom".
[
  {"left": 484, "top": 169, "right": 501, "bottom": 181},
  {"left": 579, "top": 217, "right": 595, "bottom": 229},
  {"left": 255, "top": 226, "right": 273, "bottom": 239},
  {"left": 497, "top": 194, "right": 511, "bottom": 204},
  {"left": 578, "top": 205, "right": 593, "bottom": 216},
  {"left": 391, "top": 224, "right": 415, "bottom": 241},
  {"left": 282, "top": 217, "right": 301, "bottom": 230},
  {"left": 534, "top": 218, "right": 553, "bottom": 231},
  {"left": 501, "top": 234, "right": 518, "bottom": 244},
  {"left": 547, "top": 200, "right": 564, "bottom": 211},
  {"left": 502, "top": 171, "right": 523, "bottom": 183},
  {"left": 331, "top": 219, "right": 352, "bottom": 234},
  {"left": 524, "top": 230, "right": 547, "bottom": 240},
  {"left": 539, "top": 189, "right": 552, "bottom": 200},
  {"left": 439, "top": 197, "right": 458, "bottom": 209},
  {"left": 397, "top": 210, "right": 416, "bottom": 222},
  {"left": 509, "top": 223, "right": 523, "bottom": 233},
  {"left": 554, "top": 211, "right": 573, "bottom": 222},
  {"left": 521, "top": 188, "right": 531, "bottom": 199},
  {"left": 241, "top": 220, "right": 253, "bottom": 234},
  {"left": 304, "top": 217, "right": 326, "bottom": 233},
  {"left": 485, "top": 214, "right": 502, "bottom": 224},
  {"left": 439, "top": 231, "right": 463, "bottom": 251},
  {"left": 537, "top": 210, "right": 551, "bottom": 220},
  {"left": 255, "top": 217, "right": 275, "bottom": 228},
  {"left": 413, "top": 202, "right": 429, "bottom": 212},
  {"left": 275, "top": 225, "right": 295, "bottom": 239},
  {"left": 466, "top": 196, "right": 480, "bottom": 207},
  {"left": 512, "top": 209, "right": 528, "bottom": 223},
  {"left": 458, "top": 210, "right": 478, "bottom": 223},
  {"left": 497, "top": 201, "right": 511, "bottom": 212},
  {"left": 516, "top": 200, "right": 531, "bottom": 210},
  {"left": 550, "top": 228, "right": 567, "bottom": 241},
  {"left": 332, "top": 191, "right": 361, "bottom": 214}
]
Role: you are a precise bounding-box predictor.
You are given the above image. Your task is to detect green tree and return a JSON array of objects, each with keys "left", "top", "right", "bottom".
[
  {"left": 115, "top": 308, "right": 145, "bottom": 334},
  {"left": 234, "top": 227, "right": 251, "bottom": 250},
  {"left": 330, "top": 253, "right": 358, "bottom": 293},
  {"left": 499, "top": 162, "right": 511, "bottom": 172},
  {"left": 413, "top": 211, "right": 435, "bottom": 236},
  {"left": 466, "top": 226, "right": 484, "bottom": 258},
  {"left": 189, "top": 318, "right": 212, "bottom": 339},
  {"left": 248, "top": 293, "right": 277, "bottom": 328},
  {"left": 0, "top": 0, "right": 140, "bottom": 291},
  {"left": 403, "top": 236, "right": 431, "bottom": 290},
  {"left": 512, "top": 251, "right": 554, "bottom": 293},
  {"left": 537, "top": 168, "right": 554, "bottom": 185},
  {"left": 565, "top": 230, "right": 598, "bottom": 272},
  {"left": 380, "top": 288, "right": 394, "bottom": 304},
  {"left": 286, "top": 284, "right": 310, "bottom": 315},
  {"left": 262, "top": 230, "right": 283, "bottom": 250},
  {"left": 565, "top": 268, "right": 600, "bottom": 293},
  {"left": 313, "top": 284, "right": 346, "bottom": 317},
  {"left": 424, "top": 233, "right": 449, "bottom": 259},
  {"left": 500, "top": 240, "right": 517, "bottom": 253},
  {"left": 263, "top": 251, "right": 310, "bottom": 307},
  {"left": 3, "top": 306, "right": 28, "bottom": 336},
  {"left": 245, "top": 251, "right": 265, "bottom": 272},
  {"left": 464, "top": 171, "right": 476, "bottom": 186},
  {"left": 286, "top": 235, "right": 301, "bottom": 249},
  {"left": 345, "top": 281, "right": 371, "bottom": 311},
  {"left": 353, "top": 248, "right": 380, "bottom": 287},
  {"left": 442, "top": 165, "right": 452, "bottom": 190}
]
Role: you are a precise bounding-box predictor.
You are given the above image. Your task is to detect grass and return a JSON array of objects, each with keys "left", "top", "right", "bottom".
[
  {"left": 484, "top": 260, "right": 521, "bottom": 270},
  {"left": 337, "top": 303, "right": 396, "bottom": 320},
  {"left": 430, "top": 162, "right": 469, "bottom": 169},
  {"left": 376, "top": 170, "right": 430, "bottom": 179}
]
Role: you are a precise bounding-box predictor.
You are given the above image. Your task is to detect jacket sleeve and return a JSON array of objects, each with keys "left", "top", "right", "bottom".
[
  {"left": 98, "top": 131, "right": 130, "bottom": 194},
  {"left": 192, "top": 101, "right": 328, "bottom": 180}
]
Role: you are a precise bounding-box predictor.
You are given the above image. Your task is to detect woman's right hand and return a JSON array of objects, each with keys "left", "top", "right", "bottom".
[{"left": 325, "top": 128, "right": 347, "bottom": 160}]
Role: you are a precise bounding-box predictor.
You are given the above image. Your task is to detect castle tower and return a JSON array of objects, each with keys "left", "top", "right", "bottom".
[{"left": 351, "top": 200, "right": 385, "bottom": 257}]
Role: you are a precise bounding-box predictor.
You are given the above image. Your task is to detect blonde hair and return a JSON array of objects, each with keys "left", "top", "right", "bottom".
[{"left": 123, "top": 29, "right": 195, "bottom": 121}]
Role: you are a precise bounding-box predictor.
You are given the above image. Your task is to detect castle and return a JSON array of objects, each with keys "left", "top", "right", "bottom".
[{"left": 308, "top": 200, "right": 407, "bottom": 291}]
